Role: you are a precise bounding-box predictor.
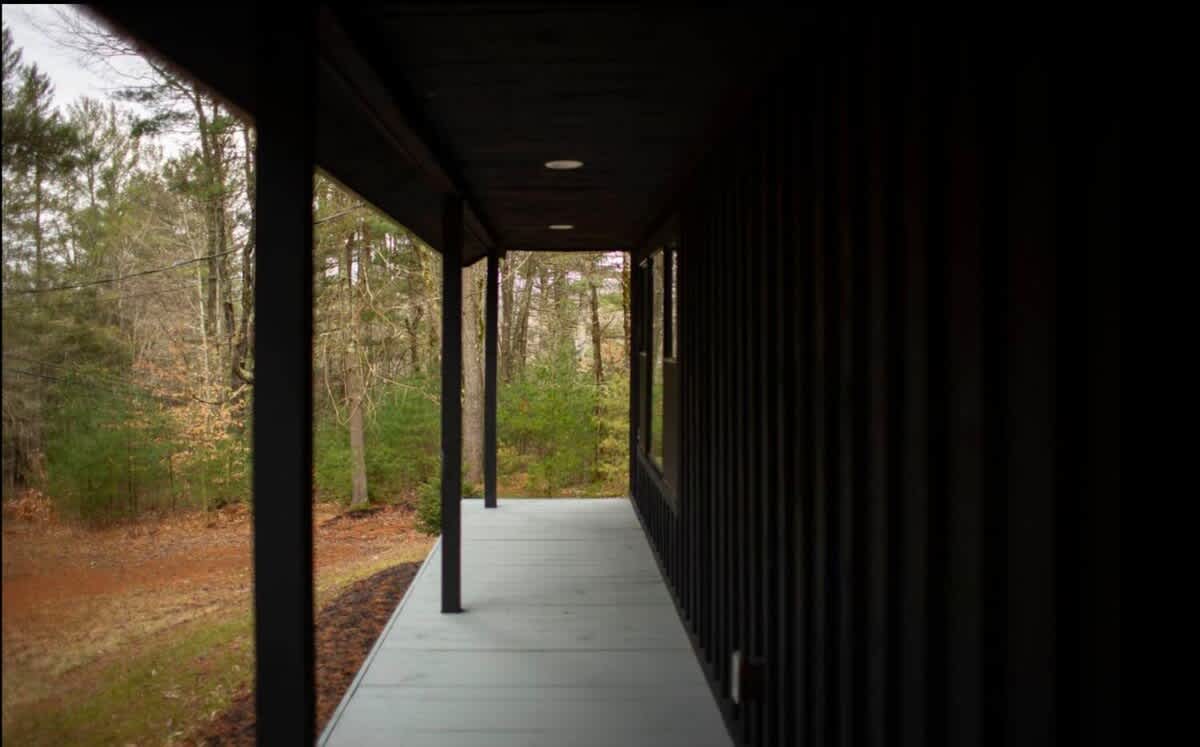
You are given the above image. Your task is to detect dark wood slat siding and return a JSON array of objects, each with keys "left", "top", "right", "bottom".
[{"left": 629, "top": 14, "right": 1119, "bottom": 747}]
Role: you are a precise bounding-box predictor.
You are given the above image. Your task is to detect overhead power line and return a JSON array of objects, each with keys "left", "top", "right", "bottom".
[
  {"left": 1, "top": 366, "right": 191, "bottom": 407},
  {"left": 7, "top": 249, "right": 239, "bottom": 295},
  {"left": 1, "top": 282, "right": 199, "bottom": 311},
  {"left": 1, "top": 354, "right": 214, "bottom": 407},
  {"left": 4, "top": 352, "right": 149, "bottom": 389}
]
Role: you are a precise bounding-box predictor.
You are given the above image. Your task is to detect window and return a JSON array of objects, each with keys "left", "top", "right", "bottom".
[
  {"left": 641, "top": 244, "right": 679, "bottom": 502},
  {"left": 670, "top": 250, "right": 678, "bottom": 358},
  {"left": 650, "top": 250, "right": 665, "bottom": 468}
]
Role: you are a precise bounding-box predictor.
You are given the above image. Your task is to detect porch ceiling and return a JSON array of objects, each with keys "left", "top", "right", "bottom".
[
  {"left": 334, "top": 6, "right": 794, "bottom": 258},
  {"left": 89, "top": 4, "right": 801, "bottom": 263}
]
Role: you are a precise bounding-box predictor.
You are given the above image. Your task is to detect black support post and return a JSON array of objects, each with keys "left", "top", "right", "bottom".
[
  {"left": 252, "top": 8, "right": 315, "bottom": 745},
  {"left": 484, "top": 248, "right": 499, "bottom": 508},
  {"left": 441, "top": 195, "right": 464, "bottom": 613}
]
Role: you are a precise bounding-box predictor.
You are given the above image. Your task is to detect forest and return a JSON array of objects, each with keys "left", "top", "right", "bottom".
[
  {"left": 1, "top": 14, "right": 632, "bottom": 527},
  {"left": 0, "top": 9, "right": 639, "bottom": 744}
]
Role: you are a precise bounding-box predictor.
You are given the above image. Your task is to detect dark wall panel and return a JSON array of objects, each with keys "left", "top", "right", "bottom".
[{"left": 630, "top": 14, "right": 1120, "bottom": 747}]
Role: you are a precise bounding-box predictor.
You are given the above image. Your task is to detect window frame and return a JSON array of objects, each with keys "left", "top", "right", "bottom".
[{"left": 638, "top": 244, "right": 680, "bottom": 508}]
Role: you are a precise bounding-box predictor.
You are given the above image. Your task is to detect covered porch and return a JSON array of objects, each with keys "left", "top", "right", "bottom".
[
  {"left": 83, "top": 7, "right": 782, "bottom": 742},
  {"left": 87, "top": 5, "right": 1121, "bottom": 747},
  {"left": 319, "top": 499, "right": 730, "bottom": 746}
]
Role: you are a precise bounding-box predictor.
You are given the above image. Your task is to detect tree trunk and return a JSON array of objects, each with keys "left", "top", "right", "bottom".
[
  {"left": 405, "top": 241, "right": 424, "bottom": 375},
  {"left": 589, "top": 272, "right": 603, "bottom": 386},
  {"left": 514, "top": 255, "right": 536, "bottom": 378},
  {"left": 405, "top": 307, "right": 422, "bottom": 374},
  {"left": 621, "top": 252, "right": 631, "bottom": 358},
  {"left": 550, "top": 264, "right": 572, "bottom": 361},
  {"left": 193, "top": 91, "right": 235, "bottom": 401},
  {"left": 345, "top": 234, "right": 368, "bottom": 508},
  {"left": 347, "top": 350, "right": 368, "bottom": 508},
  {"left": 500, "top": 252, "right": 515, "bottom": 382},
  {"left": 33, "top": 161, "right": 43, "bottom": 291},
  {"left": 193, "top": 92, "right": 220, "bottom": 348},
  {"left": 425, "top": 250, "right": 441, "bottom": 377},
  {"left": 462, "top": 262, "right": 484, "bottom": 486},
  {"left": 26, "top": 161, "right": 46, "bottom": 468},
  {"left": 231, "top": 124, "right": 256, "bottom": 396}
]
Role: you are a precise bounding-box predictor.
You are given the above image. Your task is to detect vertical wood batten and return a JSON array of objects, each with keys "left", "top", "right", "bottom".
[
  {"left": 761, "top": 88, "right": 783, "bottom": 747},
  {"left": 978, "top": 31, "right": 1012, "bottom": 745},
  {"left": 880, "top": 24, "right": 908, "bottom": 745},
  {"left": 786, "top": 52, "right": 816, "bottom": 745},
  {"left": 440, "top": 195, "right": 463, "bottom": 613},
  {"left": 1079, "top": 64, "right": 1121, "bottom": 747},
  {"left": 730, "top": 114, "right": 746, "bottom": 742},
  {"left": 483, "top": 248, "right": 498, "bottom": 509},
  {"left": 1004, "top": 45, "right": 1057, "bottom": 745},
  {"left": 753, "top": 98, "right": 770, "bottom": 747},
  {"left": 863, "top": 19, "right": 893, "bottom": 747},
  {"left": 737, "top": 101, "right": 755, "bottom": 745},
  {"left": 944, "top": 33, "right": 985, "bottom": 747},
  {"left": 898, "top": 22, "right": 932, "bottom": 747},
  {"left": 847, "top": 22, "right": 872, "bottom": 743},
  {"left": 252, "top": 7, "right": 316, "bottom": 744},
  {"left": 924, "top": 28, "right": 952, "bottom": 747},
  {"left": 827, "top": 29, "right": 849, "bottom": 742},
  {"left": 809, "top": 40, "right": 831, "bottom": 745}
]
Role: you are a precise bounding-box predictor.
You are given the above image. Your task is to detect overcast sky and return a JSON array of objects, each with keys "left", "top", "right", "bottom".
[
  {"left": 4, "top": 5, "right": 134, "bottom": 106},
  {"left": 3, "top": 4, "right": 190, "bottom": 155}
]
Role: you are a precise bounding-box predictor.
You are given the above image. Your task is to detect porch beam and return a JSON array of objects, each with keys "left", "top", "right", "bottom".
[
  {"left": 317, "top": 8, "right": 497, "bottom": 260},
  {"left": 252, "top": 8, "right": 316, "bottom": 744},
  {"left": 484, "top": 248, "right": 499, "bottom": 508},
  {"left": 441, "top": 194, "right": 464, "bottom": 613}
]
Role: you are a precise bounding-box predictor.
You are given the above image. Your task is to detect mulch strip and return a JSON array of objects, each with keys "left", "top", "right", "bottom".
[
  {"left": 319, "top": 505, "right": 390, "bottom": 528},
  {"left": 191, "top": 562, "right": 421, "bottom": 745}
]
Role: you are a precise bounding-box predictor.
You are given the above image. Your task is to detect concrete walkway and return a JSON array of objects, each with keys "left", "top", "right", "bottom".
[{"left": 320, "top": 498, "right": 731, "bottom": 747}]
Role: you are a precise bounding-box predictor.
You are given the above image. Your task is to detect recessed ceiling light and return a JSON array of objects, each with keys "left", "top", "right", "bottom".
[
  {"left": 548, "top": 224, "right": 574, "bottom": 230},
  {"left": 544, "top": 160, "right": 584, "bottom": 170}
]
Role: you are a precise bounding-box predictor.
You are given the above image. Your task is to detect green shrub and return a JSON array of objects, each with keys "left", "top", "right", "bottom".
[
  {"left": 415, "top": 479, "right": 440, "bottom": 534},
  {"left": 315, "top": 365, "right": 629, "bottom": 507},
  {"left": 594, "top": 372, "right": 630, "bottom": 493},
  {"left": 314, "top": 376, "right": 440, "bottom": 505},
  {"left": 43, "top": 374, "right": 175, "bottom": 522},
  {"left": 498, "top": 357, "right": 599, "bottom": 495},
  {"left": 313, "top": 419, "right": 354, "bottom": 503},
  {"left": 496, "top": 443, "right": 526, "bottom": 474},
  {"left": 177, "top": 428, "right": 249, "bottom": 511},
  {"left": 367, "top": 377, "right": 440, "bottom": 494},
  {"left": 415, "top": 464, "right": 481, "bottom": 535}
]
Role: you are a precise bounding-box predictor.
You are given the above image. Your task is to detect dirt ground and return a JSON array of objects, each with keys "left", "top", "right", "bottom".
[{"left": 1, "top": 494, "right": 435, "bottom": 743}]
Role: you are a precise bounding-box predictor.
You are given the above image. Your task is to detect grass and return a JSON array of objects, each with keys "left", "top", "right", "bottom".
[
  {"left": 2, "top": 533, "right": 433, "bottom": 747},
  {"left": 2, "top": 613, "right": 253, "bottom": 746},
  {"left": 314, "top": 544, "right": 430, "bottom": 608}
]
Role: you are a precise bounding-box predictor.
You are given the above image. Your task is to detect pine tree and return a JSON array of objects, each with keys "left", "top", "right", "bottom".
[{"left": 4, "top": 61, "right": 79, "bottom": 291}]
